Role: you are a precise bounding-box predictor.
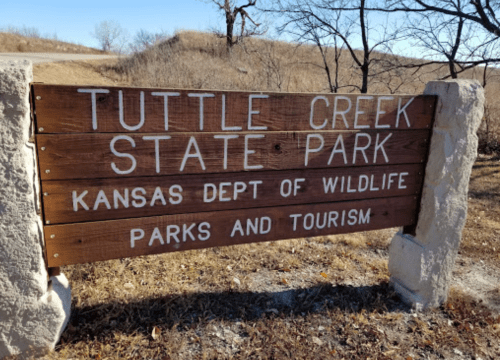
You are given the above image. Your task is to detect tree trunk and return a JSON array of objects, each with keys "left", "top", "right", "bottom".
[
  {"left": 226, "top": 12, "right": 235, "bottom": 47},
  {"left": 361, "top": 62, "right": 369, "bottom": 93},
  {"left": 448, "top": 60, "right": 458, "bottom": 79},
  {"left": 359, "top": 0, "right": 369, "bottom": 94},
  {"left": 317, "top": 42, "right": 334, "bottom": 92}
]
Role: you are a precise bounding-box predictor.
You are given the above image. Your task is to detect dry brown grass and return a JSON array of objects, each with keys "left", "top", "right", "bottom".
[
  {"left": 0, "top": 32, "right": 106, "bottom": 54},
  {"left": 107, "top": 31, "right": 406, "bottom": 94},
  {"left": 19, "top": 31, "right": 500, "bottom": 360},
  {"left": 462, "top": 156, "right": 500, "bottom": 264},
  {"left": 33, "top": 59, "right": 129, "bottom": 87}
]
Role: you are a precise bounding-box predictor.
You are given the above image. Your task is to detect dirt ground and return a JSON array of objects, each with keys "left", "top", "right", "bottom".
[{"left": 22, "top": 61, "right": 500, "bottom": 360}]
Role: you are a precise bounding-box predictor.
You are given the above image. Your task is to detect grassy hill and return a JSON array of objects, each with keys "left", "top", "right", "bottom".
[
  {"left": 110, "top": 30, "right": 497, "bottom": 93},
  {"left": 111, "top": 30, "right": 423, "bottom": 93},
  {"left": 0, "top": 32, "right": 106, "bottom": 54}
]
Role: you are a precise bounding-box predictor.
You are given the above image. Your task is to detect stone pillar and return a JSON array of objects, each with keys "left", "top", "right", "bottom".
[
  {"left": 0, "top": 60, "right": 71, "bottom": 358},
  {"left": 389, "top": 80, "right": 485, "bottom": 308}
]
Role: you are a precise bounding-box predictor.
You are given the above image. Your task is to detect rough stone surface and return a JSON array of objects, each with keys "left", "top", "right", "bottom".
[
  {"left": 389, "top": 80, "right": 485, "bottom": 308},
  {"left": 0, "top": 60, "right": 71, "bottom": 359}
]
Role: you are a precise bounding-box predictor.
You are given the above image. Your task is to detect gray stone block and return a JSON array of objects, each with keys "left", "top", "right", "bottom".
[
  {"left": 388, "top": 80, "right": 484, "bottom": 308},
  {"left": 0, "top": 60, "right": 71, "bottom": 359}
]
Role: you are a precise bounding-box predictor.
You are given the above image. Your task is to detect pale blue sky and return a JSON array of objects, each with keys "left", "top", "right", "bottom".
[
  {"left": 1, "top": 1, "right": 433, "bottom": 61},
  {"left": 1, "top": 0, "right": 224, "bottom": 48},
  {"left": 0, "top": 0, "right": 410, "bottom": 55}
]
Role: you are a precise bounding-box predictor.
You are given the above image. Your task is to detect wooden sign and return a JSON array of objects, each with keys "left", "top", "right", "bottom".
[{"left": 32, "top": 84, "right": 436, "bottom": 267}]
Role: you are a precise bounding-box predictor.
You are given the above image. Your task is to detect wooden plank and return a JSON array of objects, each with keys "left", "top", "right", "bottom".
[
  {"left": 45, "top": 195, "right": 418, "bottom": 266},
  {"left": 32, "top": 84, "right": 436, "bottom": 133},
  {"left": 37, "top": 130, "right": 430, "bottom": 180},
  {"left": 41, "top": 164, "right": 425, "bottom": 224}
]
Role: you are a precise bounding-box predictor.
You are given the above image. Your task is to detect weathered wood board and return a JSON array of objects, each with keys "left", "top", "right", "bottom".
[
  {"left": 45, "top": 196, "right": 418, "bottom": 267},
  {"left": 33, "top": 84, "right": 435, "bottom": 133},
  {"left": 37, "top": 130, "right": 430, "bottom": 180},
  {"left": 31, "top": 84, "right": 436, "bottom": 266},
  {"left": 42, "top": 164, "right": 424, "bottom": 224}
]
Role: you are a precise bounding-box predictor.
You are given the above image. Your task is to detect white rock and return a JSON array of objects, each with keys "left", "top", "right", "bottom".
[
  {"left": 389, "top": 80, "right": 484, "bottom": 309},
  {"left": 312, "top": 336, "right": 323, "bottom": 346},
  {"left": 124, "top": 282, "right": 135, "bottom": 290},
  {"left": 0, "top": 60, "right": 71, "bottom": 358}
]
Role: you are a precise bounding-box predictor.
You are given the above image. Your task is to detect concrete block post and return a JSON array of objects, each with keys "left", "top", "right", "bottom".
[
  {"left": 389, "top": 80, "right": 485, "bottom": 309},
  {"left": 0, "top": 60, "right": 71, "bottom": 358}
]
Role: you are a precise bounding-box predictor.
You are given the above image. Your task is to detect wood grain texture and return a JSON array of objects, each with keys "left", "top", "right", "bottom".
[
  {"left": 37, "top": 130, "right": 431, "bottom": 180},
  {"left": 33, "top": 84, "right": 434, "bottom": 266},
  {"left": 45, "top": 195, "right": 418, "bottom": 266},
  {"left": 32, "top": 84, "right": 436, "bottom": 133},
  {"left": 41, "top": 164, "right": 424, "bottom": 224}
]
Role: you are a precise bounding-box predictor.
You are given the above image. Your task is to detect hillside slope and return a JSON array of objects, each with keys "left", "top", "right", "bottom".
[
  {"left": 0, "top": 32, "right": 105, "bottom": 54},
  {"left": 111, "top": 31, "right": 499, "bottom": 95}
]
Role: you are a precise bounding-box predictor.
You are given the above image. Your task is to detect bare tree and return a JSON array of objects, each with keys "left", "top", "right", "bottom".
[
  {"left": 274, "top": 1, "right": 351, "bottom": 92},
  {"left": 273, "top": 0, "right": 400, "bottom": 93},
  {"left": 319, "top": 0, "right": 499, "bottom": 38},
  {"left": 210, "top": 0, "right": 262, "bottom": 47},
  {"left": 406, "top": 10, "right": 469, "bottom": 78},
  {"left": 376, "top": 0, "right": 500, "bottom": 38},
  {"left": 370, "top": 8, "right": 472, "bottom": 80},
  {"left": 129, "top": 29, "right": 169, "bottom": 53},
  {"left": 362, "top": 0, "right": 500, "bottom": 71},
  {"left": 91, "top": 21, "right": 125, "bottom": 52},
  {"left": 3, "top": 25, "right": 41, "bottom": 38},
  {"left": 252, "top": 40, "right": 291, "bottom": 91},
  {"left": 311, "top": 27, "right": 344, "bottom": 93}
]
